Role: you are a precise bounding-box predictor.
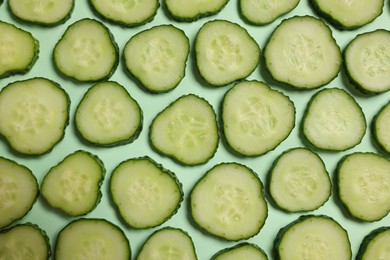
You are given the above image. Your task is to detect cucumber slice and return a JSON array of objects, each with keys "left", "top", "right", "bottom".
[
  {"left": 264, "top": 15, "right": 341, "bottom": 89},
  {"left": 123, "top": 25, "right": 190, "bottom": 93},
  {"left": 190, "top": 162, "right": 268, "bottom": 241},
  {"left": 344, "top": 29, "right": 390, "bottom": 94},
  {"left": 373, "top": 101, "right": 390, "bottom": 154},
  {"left": 268, "top": 147, "right": 331, "bottom": 212},
  {"left": 75, "top": 81, "right": 142, "bottom": 146},
  {"left": 211, "top": 242, "right": 268, "bottom": 260},
  {"left": 0, "top": 223, "right": 51, "bottom": 259},
  {"left": 0, "top": 21, "right": 39, "bottom": 78},
  {"left": 357, "top": 226, "right": 390, "bottom": 260},
  {"left": 53, "top": 18, "right": 119, "bottom": 82},
  {"left": 310, "top": 0, "right": 384, "bottom": 30},
  {"left": 41, "top": 150, "right": 105, "bottom": 216},
  {"left": 195, "top": 19, "right": 260, "bottom": 86},
  {"left": 89, "top": 0, "right": 159, "bottom": 27},
  {"left": 8, "top": 0, "right": 74, "bottom": 26},
  {"left": 55, "top": 218, "right": 131, "bottom": 260},
  {"left": 274, "top": 215, "right": 352, "bottom": 260},
  {"left": 0, "top": 77, "right": 70, "bottom": 155},
  {"left": 337, "top": 152, "right": 390, "bottom": 222},
  {"left": 164, "top": 0, "right": 229, "bottom": 21},
  {"left": 149, "top": 94, "right": 219, "bottom": 165},
  {"left": 0, "top": 157, "right": 38, "bottom": 229},
  {"left": 222, "top": 80, "right": 295, "bottom": 156},
  {"left": 239, "top": 0, "right": 300, "bottom": 25},
  {"left": 137, "top": 227, "right": 197, "bottom": 260},
  {"left": 302, "top": 87, "right": 366, "bottom": 151},
  {"left": 110, "top": 156, "right": 183, "bottom": 229}
]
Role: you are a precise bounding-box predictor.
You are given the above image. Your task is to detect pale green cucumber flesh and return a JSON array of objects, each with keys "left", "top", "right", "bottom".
[
  {"left": 357, "top": 227, "right": 390, "bottom": 260},
  {"left": 165, "top": 0, "right": 228, "bottom": 21},
  {"left": 373, "top": 101, "right": 390, "bottom": 154},
  {"left": 212, "top": 242, "right": 268, "bottom": 260}
]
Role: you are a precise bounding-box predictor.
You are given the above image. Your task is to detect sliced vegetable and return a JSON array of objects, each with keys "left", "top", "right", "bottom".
[
  {"left": 0, "top": 21, "right": 39, "bottom": 78},
  {"left": 211, "top": 242, "right": 268, "bottom": 260},
  {"left": 75, "top": 81, "right": 142, "bottom": 146},
  {"left": 310, "top": 0, "right": 384, "bottom": 30},
  {"left": 344, "top": 29, "right": 390, "bottom": 94},
  {"left": 302, "top": 87, "right": 366, "bottom": 151},
  {"left": 264, "top": 15, "right": 341, "bottom": 89},
  {"left": 55, "top": 218, "right": 131, "bottom": 260},
  {"left": 268, "top": 147, "right": 331, "bottom": 212},
  {"left": 0, "top": 157, "right": 39, "bottom": 229},
  {"left": 110, "top": 156, "right": 183, "bottom": 229},
  {"left": 41, "top": 150, "right": 105, "bottom": 216},
  {"left": 190, "top": 162, "right": 268, "bottom": 241},
  {"left": 89, "top": 0, "right": 159, "bottom": 27},
  {"left": 222, "top": 80, "right": 295, "bottom": 156},
  {"left": 164, "top": 0, "right": 229, "bottom": 21},
  {"left": 337, "top": 152, "right": 390, "bottom": 222},
  {"left": 149, "top": 94, "right": 219, "bottom": 165},
  {"left": 373, "top": 101, "right": 390, "bottom": 154},
  {"left": 53, "top": 18, "right": 119, "bottom": 82},
  {"left": 195, "top": 19, "right": 260, "bottom": 86},
  {"left": 137, "top": 227, "right": 197, "bottom": 260},
  {"left": 357, "top": 226, "right": 390, "bottom": 260},
  {"left": 0, "top": 223, "right": 50, "bottom": 259},
  {"left": 123, "top": 25, "right": 190, "bottom": 93},
  {"left": 239, "top": 0, "right": 300, "bottom": 25},
  {"left": 0, "top": 77, "right": 70, "bottom": 155},
  {"left": 8, "top": 0, "right": 74, "bottom": 26}
]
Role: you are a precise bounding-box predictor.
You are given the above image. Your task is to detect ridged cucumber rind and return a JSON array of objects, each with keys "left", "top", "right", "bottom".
[
  {"left": 356, "top": 226, "right": 390, "bottom": 260},
  {"left": 211, "top": 242, "right": 268, "bottom": 260}
]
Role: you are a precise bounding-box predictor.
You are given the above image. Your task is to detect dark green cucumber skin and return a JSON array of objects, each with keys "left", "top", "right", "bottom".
[
  {"left": 123, "top": 25, "right": 190, "bottom": 94},
  {"left": 53, "top": 18, "right": 119, "bottom": 83},
  {"left": 309, "top": 0, "right": 384, "bottom": 30},
  {"left": 110, "top": 156, "right": 183, "bottom": 229},
  {"left": 88, "top": 0, "right": 159, "bottom": 27},
  {"left": 74, "top": 81, "right": 143, "bottom": 147},
  {"left": 189, "top": 162, "right": 268, "bottom": 241},
  {"left": 0, "top": 223, "right": 51, "bottom": 258},
  {"left": 54, "top": 218, "right": 131, "bottom": 259},
  {"left": 163, "top": 0, "right": 229, "bottom": 22},
  {"left": 344, "top": 29, "right": 390, "bottom": 95},
  {"left": 266, "top": 147, "right": 331, "bottom": 213},
  {"left": 0, "top": 77, "right": 70, "bottom": 156},
  {"left": 41, "top": 150, "right": 105, "bottom": 217},
  {"left": 7, "top": 0, "right": 75, "bottom": 26},
  {"left": 0, "top": 157, "right": 39, "bottom": 229},
  {"left": 149, "top": 94, "right": 219, "bottom": 166},
  {"left": 273, "top": 214, "right": 351, "bottom": 260},
  {"left": 356, "top": 226, "right": 390, "bottom": 260},
  {"left": 372, "top": 101, "right": 390, "bottom": 154},
  {"left": 0, "top": 22, "right": 39, "bottom": 79},
  {"left": 136, "top": 226, "right": 197, "bottom": 259},
  {"left": 211, "top": 242, "right": 268, "bottom": 259},
  {"left": 336, "top": 152, "right": 390, "bottom": 222}
]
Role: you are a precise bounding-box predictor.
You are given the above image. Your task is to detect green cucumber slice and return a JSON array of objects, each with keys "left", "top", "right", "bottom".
[
  {"left": 8, "top": 0, "right": 74, "bottom": 26},
  {"left": 123, "top": 25, "right": 190, "bottom": 93},
  {"left": 0, "top": 157, "right": 39, "bottom": 229},
  {"left": 164, "top": 0, "right": 229, "bottom": 21},
  {"left": 53, "top": 18, "right": 119, "bottom": 82},
  {"left": 0, "top": 21, "right": 39, "bottom": 78},
  {"left": 0, "top": 77, "right": 70, "bottom": 155},
  {"left": 337, "top": 152, "right": 390, "bottom": 222},
  {"left": 222, "top": 80, "right": 295, "bottom": 156},
  {"left": 41, "top": 150, "right": 105, "bottom": 216},
  {"left": 212, "top": 242, "right": 268, "bottom": 260},
  {"left": 110, "top": 156, "right": 183, "bottom": 229},
  {"left": 302, "top": 87, "right": 366, "bottom": 151},
  {"left": 137, "top": 227, "right": 197, "bottom": 260},
  {"left": 264, "top": 15, "right": 341, "bottom": 89},
  {"left": 149, "top": 94, "right": 219, "bottom": 165},
  {"left": 373, "top": 101, "right": 390, "bottom": 154},
  {"left": 55, "top": 218, "right": 131, "bottom": 260},
  {"left": 357, "top": 226, "right": 390, "bottom": 260},
  {"left": 268, "top": 147, "right": 331, "bottom": 212},
  {"left": 75, "top": 81, "right": 142, "bottom": 146},
  {"left": 190, "top": 162, "right": 268, "bottom": 241}
]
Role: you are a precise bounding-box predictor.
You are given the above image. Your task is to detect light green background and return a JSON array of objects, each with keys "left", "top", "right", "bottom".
[{"left": 1, "top": 0, "right": 389, "bottom": 259}]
